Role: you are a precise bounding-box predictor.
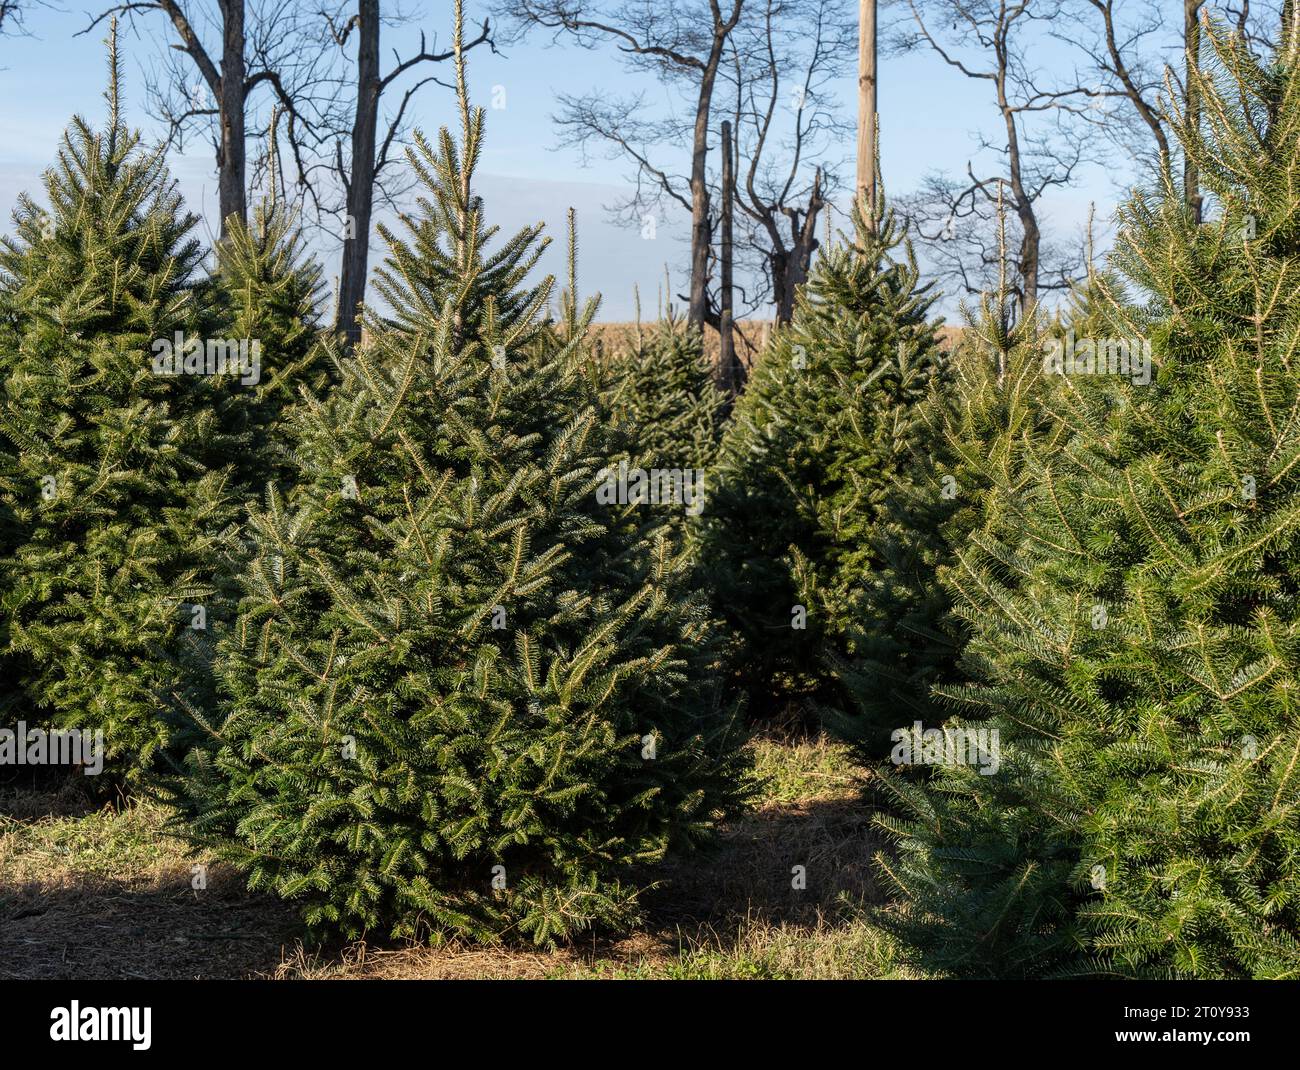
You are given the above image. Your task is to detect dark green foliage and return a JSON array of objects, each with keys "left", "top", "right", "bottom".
[
  {"left": 603, "top": 307, "right": 726, "bottom": 540},
  {"left": 210, "top": 196, "right": 327, "bottom": 500},
  {"left": 830, "top": 290, "right": 1060, "bottom": 757},
  {"left": 0, "top": 39, "right": 224, "bottom": 781},
  {"left": 170, "top": 55, "right": 750, "bottom": 947},
  {"left": 0, "top": 261, "right": 20, "bottom": 702},
  {"left": 693, "top": 202, "right": 945, "bottom": 718},
  {"left": 871, "top": 20, "right": 1300, "bottom": 978},
  {"left": 607, "top": 308, "right": 726, "bottom": 475},
  {"left": 166, "top": 199, "right": 330, "bottom": 748}
]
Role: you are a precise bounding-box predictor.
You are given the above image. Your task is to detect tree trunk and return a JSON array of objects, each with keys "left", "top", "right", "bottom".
[
  {"left": 217, "top": 0, "right": 247, "bottom": 237},
  {"left": 856, "top": 0, "right": 877, "bottom": 229},
  {"left": 771, "top": 252, "right": 792, "bottom": 327},
  {"left": 1000, "top": 64, "right": 1037, "bottom": 310},
  {"left": 771, "top": 172, "right": 822, "bottom": 325},
  {"left": 687, "top": 52, "right": 722, "bottom": 332},
  {"left": 1184, "top": 0, "right": 1204, "bottom": 223},
  {"left": 718, "top": 120, "right": 743, "bottom": 396},
  {"left": 1017, "top": 209, "right": 1039, "bottom": 312},
  {"left": 337, "top": 0, "right": 380, "bottom": 349},
  {"left": 1008, "top": 171, "right": 1040, "bottom": 313}
]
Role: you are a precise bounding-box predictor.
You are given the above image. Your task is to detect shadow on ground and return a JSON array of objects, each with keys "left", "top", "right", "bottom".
[
  {"left": 1, "top": 866, "right": 303, "bottom": 980},
  {"left": 1, "top": 755, "right": 893, "bottom": 979}
]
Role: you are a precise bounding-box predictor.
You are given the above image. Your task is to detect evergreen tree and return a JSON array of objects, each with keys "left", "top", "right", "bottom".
[
  {"left": 171, "top": 148, "right": 332, "bottom": 741},
  {"left": 872, "top": 17, "right": 1300, "bottom": 978},
  {"left": 0, "top": 263, "right": 20, "bottom": 716},
  {"left": 831, "top": 282, "right": 1060, "bottom": 757},
  {"left": 0, "top": 27, "right": 224, "bottom": 781},
  {"left": 693, "top": 201, "right": 944, "bottom": 718},
  {"left": 171, "top": 9, "right": 749, "bottom": 947},
  {"left": 605, "top": 301, "right": 726, "bottom": 534},
  {"left": 210, "top": 169, "right": 327, "bottom": 500}
]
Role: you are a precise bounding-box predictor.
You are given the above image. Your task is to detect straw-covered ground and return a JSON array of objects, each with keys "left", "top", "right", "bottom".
[{"left": 0, "top": 734, "right": 921, "bottom": 980}]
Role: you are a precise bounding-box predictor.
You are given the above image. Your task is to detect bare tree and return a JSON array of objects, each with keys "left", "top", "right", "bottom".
[
  {"left": 79, "top": 1, "right": 332, "bottom": 238},
  {"left": 316, "top": 2, "right": 494, "bottom": 347},
  {"left": 498, "top": 0, "right": 744, "bottom": 332},
  {"left": 1063, "top": 1, "right": 1287, "bottom": 221},
  {"left": 724, "top": 0, "right": 853, "bottom": 325},
  {"left": 1223, "top": 0, "right": 1287, "bottom": 54},
  {"left": 1058, "top": 0, "right": 1299, "bottom": 243},
  {"left": 1060, "top": 0, "right": 1171, "bottom": 178},
  {"left": 1, "top": 0, "right": 57, "bottom": 43},
  {"left": 1, "top": 1, "right": 43, "bottom": 38},
  {"left": 894, "top": 0, "right": 1097, "bottom": 312}
]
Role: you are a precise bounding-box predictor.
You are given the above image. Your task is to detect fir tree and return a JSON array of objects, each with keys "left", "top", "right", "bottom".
[
  {"left": 0, "top": 267, "right": 20, "bottom": 716},
  {"left": 209, "top": 125, "right": 328, "bottom": 500},
  {"left": 0, "top": 25, "right": 224, "bottom": 782},
  {"left": 170, "top": 5, "right": 749, "bottom": 947},
  {"left": 166, "top": 131, "right": 334, "bottom": 742},
  {"left": 872, "top": 17, "right": 1300, "bottom": 978},
  {"left": 831, "top": 275, "right": 1061, "bottom": 757},
  {"left": 693, "top": 200, "right": 944, "bottom": 718},
  {"left": 604, "top": 298, "right": 726, "bottom": 534}
]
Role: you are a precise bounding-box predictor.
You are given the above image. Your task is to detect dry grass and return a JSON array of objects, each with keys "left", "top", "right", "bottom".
[
  {"left": 585, "top": 321, "right": 965, "bottom": 379},
  {"left": 0, "top": 733, "right": 917, "bottom": 980},
  {"left": 0, "top": 783, "right": 302, "bottom": 980},
  {"left": 587, "top": 320, "right": 773, "bottom": 374}
]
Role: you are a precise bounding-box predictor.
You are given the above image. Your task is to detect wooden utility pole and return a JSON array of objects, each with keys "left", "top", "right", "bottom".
[
  {"left": 718, "top": 120, "right": 743, "bottom": 397},
  {"left": 856, "top": 0, "right": 878, "bottom": 229},
  {"left": 1183, "top": 0, "right": 1205, "bottom": 224}
]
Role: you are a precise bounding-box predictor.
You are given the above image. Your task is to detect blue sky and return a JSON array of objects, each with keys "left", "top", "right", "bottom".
[{"left": 0, "top": 1, "right": 1141, "bottom": 321}]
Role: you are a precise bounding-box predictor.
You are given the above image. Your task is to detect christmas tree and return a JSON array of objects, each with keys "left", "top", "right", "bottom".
[
  {"left": 831, "top": 261, "right": 1061, "bottom": 758},
  {"left": 693, "top": 200, "right": 945, "bottom": 719},
  {"left": 0, "top": 25, "right": 224, "bottom": 782},
  {"left": 164, "top": 135, "right": 334, "bottom": 747},
  {"left": 0, "top": 259, "right": 20, "bottom": 719},
  {"left": 873, "top": 16, "right": 1300, "bottom": 978},
  {"left": 604, "top": 300, "right": 725, "bottom": 538},
  {"left": 208, "top": 124, "right": 328, "bottom": 501},
  {"left": 170, "top": 4, "right": 749, "bottom": 947}
]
